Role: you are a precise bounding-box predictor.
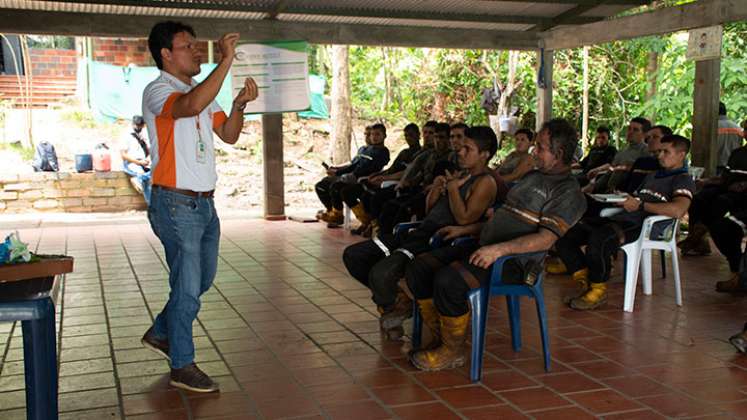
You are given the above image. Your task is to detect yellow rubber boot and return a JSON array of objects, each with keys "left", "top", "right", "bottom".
[
  {"left": 563, "top": 268, "right": 590, "bottom": 304},
  {"left": 545, "top": 258, "right": 568, "bottom": 274},
  {"left": 570, "top": 282, "right": 607, "bottom": 310},
  {"left": 324, "top": 208, "right": 344, "bottom": 225},
  {"left": 411, "top": 310, "right": 470, "bottom": 372},
  {"left": 417, "top": 299, "right": 441, "bottom": 351},
  {"left": 351, "top": 203, "right": 372, "bottom": 225}
]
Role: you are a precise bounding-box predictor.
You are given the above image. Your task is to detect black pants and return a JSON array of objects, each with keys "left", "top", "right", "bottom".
[
  {"left": 367, "top": 186, "right": 398, "bottom": 219},
  {"left": 690, "top": 185, "right": 747, "bottom": 226},
  {"left": 340, "top": 183, "right": 365, "bottom": 209},
  {"left": 379, "top": 191, "right": 427, "bottom": 235},
  {"left": 555, "top": 218, "right": 642, "bottom": 283},
  {"left": 708, "top": 213, "right": 747, "bottom": 272},
  {"left": 342, "top": 226, "right": 437, "bottom": 308},
  {"left": 315, "top": 176, "right": 337, "bottom": 210}
]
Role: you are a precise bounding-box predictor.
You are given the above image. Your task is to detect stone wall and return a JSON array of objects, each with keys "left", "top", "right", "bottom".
[{"left": 0, "top": 172, "right": 146, "bottom": 213}]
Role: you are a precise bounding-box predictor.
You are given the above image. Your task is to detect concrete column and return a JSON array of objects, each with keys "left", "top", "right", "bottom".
[
  {"left": 691, "top": 58, "right": 721, "bottom": 177},
  {"left": 536, "top": 49, "right": 554, "bottom": 131},
  {"left": 262, "top": 113, "right": 286, "bottom": 220}
]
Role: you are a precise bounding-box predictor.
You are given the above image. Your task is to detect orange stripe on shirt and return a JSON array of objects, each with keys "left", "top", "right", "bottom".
[
  {"left": 153, "top": 92, "right": 182, "bottom": 188},
  {"left": 213, "top": 111, "right": 227, "bottom": 130},
  {"left": 719, "top": 127, "right": 745, "bottom": 136}
]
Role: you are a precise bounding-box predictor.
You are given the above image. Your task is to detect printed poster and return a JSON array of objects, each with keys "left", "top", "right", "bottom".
[{"left": 231, "top": 40, "right": 310, "bottom": 114}]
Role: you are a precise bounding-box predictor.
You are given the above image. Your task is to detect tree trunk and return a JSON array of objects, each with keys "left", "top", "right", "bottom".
[
  {"left": 645, "top": 51, "right": 659, "bottom": 122},
  {"left": 331, "top": 45, "right": 352, "bottom": 164},
  {"left": 582, "top": 46, "right": 590, "bottom": 151},
  {"left": 381, "top": 48, "right": 392, "bottom": 112},
  {"left": 494, "top": 51, "right": 522, "bottom": 148},
  {"left": 431, "top": 92, "right": 447, "bottom": 121}
]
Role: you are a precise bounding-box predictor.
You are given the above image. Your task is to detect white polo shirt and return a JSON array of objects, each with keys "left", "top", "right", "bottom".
[{"left": 142, "top": 71, "right": 227, "bottom": 192}]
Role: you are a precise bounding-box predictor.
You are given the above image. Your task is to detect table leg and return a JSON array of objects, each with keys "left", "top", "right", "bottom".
[{"left": 21, "top": 298, "right": 58, "bottom": 420}]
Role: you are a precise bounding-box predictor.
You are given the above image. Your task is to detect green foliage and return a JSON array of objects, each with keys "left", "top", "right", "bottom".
[
  {"left": 26, "top": 35, "right": 74, "bottom": 50},
  {"left": 61, "top": 109, "right": 97, "bottom": 129},
  {"left": 314, "top": 21, "right": 747, "bottom": 150},
  {"left": 0, "top": 141, "right": 34, "bottom": 161}
]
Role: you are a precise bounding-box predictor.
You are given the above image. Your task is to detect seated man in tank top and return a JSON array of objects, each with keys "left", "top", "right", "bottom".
[
  {"left": 342, "top": 126, "right": 500, "bottom": 340},
  {"left": 403, "top": 119, "right": 586, "bottom": 371}
]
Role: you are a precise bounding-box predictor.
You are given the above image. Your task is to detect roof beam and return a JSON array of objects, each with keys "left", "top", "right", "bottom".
[
  {"left": 532, "top": 0, "right": 607, "bottom": 31},
  {"left": 542, "top": 0, "right": 747, "bottom": 50},
  {"left": 0, "top": 8, "right": 541, "bottom": 50},
  {"left": 34, "top": 0, "right": 600, "bottom": 26}
]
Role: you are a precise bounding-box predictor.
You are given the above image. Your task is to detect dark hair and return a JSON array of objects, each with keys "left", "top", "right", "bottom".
[
  {"left": 132, "top": 115, "right": 144, "bottom": 125},
  {"left": 661, "top": 134, "right": 691, "bottom": 153},
  {"left": 650, "top": 125, "right": 673, "bottom": 137},
  {"left": 435, "top": 122, "right": 451, "bottom": 135},
  {"left": 404, "top": 123, "right": 420, "bottom": 135},
  {"left": 630, "top": 117, "right": 652, "bottom": 133},
  {"left": 371, "top": 123, "right": 386, "bottom": 136},
  {"left": 541, "top": 118, "right": 578, "bottom": 166},
  {"left": 423, "top": 120, "right": 438, "bottom": 129},
  {"left": 514, "top": 128, "right": 534, "bottom": 140},
  {"left": 464, "top": 126, "right": 498, "bottom": 159},
  {"left": 148, "top": 21, "right": 196, "bottom": 70},
  {"left": 719, "top": 101, "right": 727, "bottom": 116},
  {"left": 596, "top": 126, "right": 611, "bottom": 136},
  {"left": 451, "top": 122, "right": 469, "bottom": 132}
]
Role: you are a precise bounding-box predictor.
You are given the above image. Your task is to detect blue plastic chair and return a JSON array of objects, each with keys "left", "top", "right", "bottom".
[{"left": 412, "top": 250, "right": 550, "bottom": 382}]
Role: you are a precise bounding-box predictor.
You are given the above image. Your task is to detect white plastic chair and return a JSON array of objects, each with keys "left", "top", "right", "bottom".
[
  {"left": 620, "top": 215, "right": 682, "bottom": 312},
  {"left": 600, "top": 208, "right": 682, "bottom": 312}
]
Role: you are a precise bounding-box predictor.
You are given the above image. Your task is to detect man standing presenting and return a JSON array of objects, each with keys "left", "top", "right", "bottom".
[{"left": 140, "top": 21, "right": 258, "bottom": 393}]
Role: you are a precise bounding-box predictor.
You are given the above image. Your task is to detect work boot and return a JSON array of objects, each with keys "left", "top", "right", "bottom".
[
  {"left": 679, "top": 223, "right": 712, "bottom": 255},
  {"left": 570, "top": 282, "right": 608, "bottom": 310},
  {"left": 380, "top": 291, "right": 413, "bottom": 331},
  {"left": 323, "top": 208, "right": 344, "bottom": 226},
  {"left": 351, "top": 203, "right": 372, "bottom": 225},
  {"left": 563, "top": 269, "right": 590, "bottom": 304},
  {"left": 729, "top": 323, "right": 747, "bottom": 353},
  {"left": 415, "top": 299, "right": 442, "bottom": 352},
  {"left": 170, "top": 363, "right": 219, "bottom": 393},
  {"left": 370, "top": 220, "right": 381, "bottom": 238},
  {"left": 141, "top": 326, "right": 170, "bottom": 362},
  {"left": 716, "top": 273, "right": 747, "bottom": 293},
  {"left": 351, "top": 223, "right": 369, "bottom": 235},
  {"left": 545, "top": 257, "right": 568, "bottom": 275},
  {"left": 316, "top": 208, "right": 329, "bottom": 220},
  {"left": 410, "top": 310, "right": 470, "bottom": 372}
]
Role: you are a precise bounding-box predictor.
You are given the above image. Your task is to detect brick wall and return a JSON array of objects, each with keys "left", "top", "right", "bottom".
[
  {"left": 91, "top": 38, "right": 217, "bottom": 66},
  {"left": 92, "top": 38, "right": 152, "bottom": 66},
  {"left": 29, "top": 49, "right": 77, "bottom": 77},
  {"left": 0, "top": 172, "right": 146, "bottom": 213}
]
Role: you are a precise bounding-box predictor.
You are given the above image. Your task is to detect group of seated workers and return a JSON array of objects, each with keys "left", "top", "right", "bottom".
[
  {"left": 316, "top": 124, "right": 391, "bottom": 225},
  {"left": 334, "top": 114, "right": 706, "bottom": 372},
  {"left": 677, "top": 143, "right": 747, "bottom": 291}
]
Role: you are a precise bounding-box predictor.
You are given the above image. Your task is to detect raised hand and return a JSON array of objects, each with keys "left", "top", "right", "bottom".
[
  {"left": 234, "top": 77, "right": 259, "bottom": 108},
  {"left": 218, "top": 33, "right": 240, "bottom": 62}
]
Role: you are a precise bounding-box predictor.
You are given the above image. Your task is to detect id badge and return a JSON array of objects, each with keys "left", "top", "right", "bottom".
[{"left": 196, "top": 129, "right": 207, "bottom": 164}]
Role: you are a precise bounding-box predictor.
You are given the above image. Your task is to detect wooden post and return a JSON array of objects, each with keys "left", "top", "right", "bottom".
[
  {"left": 262, "top": 113, "right": 286, "bottom": 220},
  {"left": 582, "top": 46, "right": 590, "bottom": 151},
  {"left": 691, "top": 58, "right": 720, "bottom": 177},
  {"left": 536, "top": 49, "right": 553, "bottom": 131}
]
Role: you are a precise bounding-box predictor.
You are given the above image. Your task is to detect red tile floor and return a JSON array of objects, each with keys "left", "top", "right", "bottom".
[{"left": 2, "top": 218, "right": 747, "bottom": 419}]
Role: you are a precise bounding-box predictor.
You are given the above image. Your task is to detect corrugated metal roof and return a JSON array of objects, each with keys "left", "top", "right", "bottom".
[{"left": 0, "top": 0, "right": 648, "bottom": 30}]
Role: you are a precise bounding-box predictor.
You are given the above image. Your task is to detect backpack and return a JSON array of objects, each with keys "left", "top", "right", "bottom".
[{"left": 32, "top": 141, "right": 59, "bottom": 172}]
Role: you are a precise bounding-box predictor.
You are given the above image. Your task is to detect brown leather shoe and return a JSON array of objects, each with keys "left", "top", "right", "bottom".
[
  {"left": 141, "top": 326, "right": 170, "bottom": 362},
  {"left": 170, "top": 363, "right": 219, "bottom": 393}
]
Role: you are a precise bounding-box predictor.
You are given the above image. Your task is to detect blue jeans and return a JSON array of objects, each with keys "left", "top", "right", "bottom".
[
  {"left": 123, "top": 166, "right": 152, "bottom": 205},
  {"left": 147, "top": 187, "right": 220, "bottom": 369}
]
